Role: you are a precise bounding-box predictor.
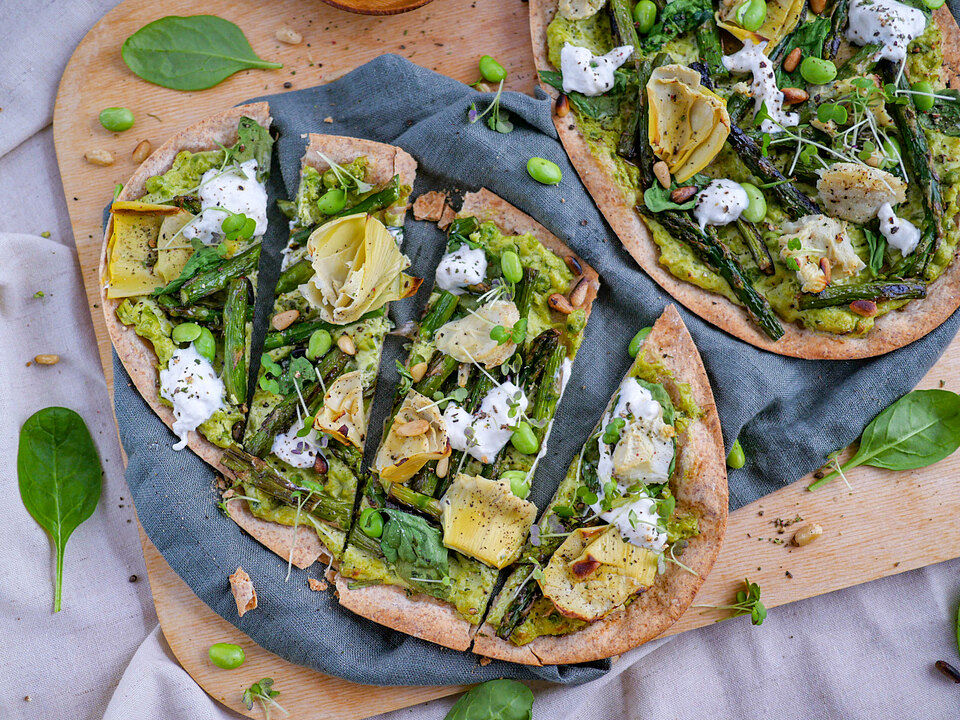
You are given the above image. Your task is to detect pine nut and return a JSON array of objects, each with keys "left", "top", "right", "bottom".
[
  {"left": 783, "top": 47, "right": 802, "bottom": 73},
  {"left": 792, "top": 523, "right": 823, "bottom": 546},
  {"left": 548, "top": 293, "right": 574, "bottom": 315},
  {"left": 653, "top": 161, "right": 671, "bottom": 189},
  {"left": 271, "top": 309, "right": 299, "bottom": 330},
  {"left": 314, "top": 454, "right": 329, "bottom": 474},
  {"left": 132, "top": 140, "right": 152, "bottom": 163},
  {"left": 337, "top": 334, "right": 356, "bottom": 356},
  {"left": 819, "top": 257, "right": 832, "bottom": 285},
  {"left": 275, "top": 26, "right": 302, "bottom": 44},
  {"left": 782, "top": 87, "right": 810, "bottom": 105},
  {"left": 85, "top": 149, "right": 114, "bottom": 166},
  {"left": 849, "top": 299, "right": 878, "bottom": 317},
  {"left": 564, "top": 254, "right": 583, "bottom": 276},
  {"left": 409, "top": 361, "right": 428, "bottom": 382},
  {"left": 810, "top": 0, "right": 827, "bottom": 14},
  {"left": 670, "top": 185, "right": 697, "bottom": 204},
  {"left": 34, "top": 354, "right": 60, "bottom": 365},
  {"left": 436, "top": 455, "right": 449, "bottom": 478},
  {"left": 396, "top": 419, "right": 430, "bottom": 437},
  {"left": 569, "top": 277, "right": 589, "bottom": 307},
  {"left": 556, "top": 94, "right": 571, "bottom": 117}
]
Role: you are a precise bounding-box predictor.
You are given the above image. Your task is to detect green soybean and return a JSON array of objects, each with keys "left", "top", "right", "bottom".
[
  {"left": 307, "top": 329, "right": 332, "bottom": 360},
  {"left": 359, "top": 507, "right": 384, "bottom": 538},
  {"left": 737, "top": 0, "right": 767, "bottom": 33},
  {"left": 633, "top": 0, "right": 657, "bottom": 34},
  {"left": 208, "top": 643, "right": 245, "bottom": 669},
  {"left": 526, "top": 157, "right": 562, "bottom": 185},
  {"left": 172, "top": 322, "right": 202, "bottom": 343},
  {"left": 922, "top": 0, "right": 945, "bottom": 8},
  {"left": 194, "top": 327, "right": 217, "bottom": 362},
  {"left": 628, "top": 327, "right": 653, "bottom": 357},
  {"left": 501, "top": 250, "right": 523, "bottom": 283},
  {"left": 740, "top": 183, "right": 767, "bottom": 223},
  {"left": 727, "top": 440, "right": 746, "bottom": 469},
  {"left": 479, "top": 55, "right": 507, "bottom": 83},
  {"left": 99, "top": 107, "right": 135, "bottom": 132},
  {"left": 800, "top": 57, "right": 837, "bottom": 85},
  {"left": 317, "top": 188, "right": 347, "bottom": 215},
  {"left": 501, "top": 470, "right": 530, "bottom": 499},
  {"left": 912, "top": 81, "right": 935, "bottom": 112},
  {"left": 881, "top": 137, "right": 901, "bottom": 169},
  {"left": 510, "top": 422, "right": 539, "bottom": 455}
]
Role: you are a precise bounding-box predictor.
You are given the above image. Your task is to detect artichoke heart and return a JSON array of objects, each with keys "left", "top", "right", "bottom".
[
  {"left": 541, "top": 525, "right": 658, "bottom": 622},
  {"left": 647, "top": 66, "right": 730, "bottom": 182},
  {"left": 374, "top": 390, "right": 451, "bottom": 483},
  {"left": 154, "top": 209, "right": 196, "bottom": 283},
  {"left": 301, "top": 213, "right": 420, "bottom": 325},
  {"left": 313, "top": 370, "right": 367, "bottom": 448},
  {"left": 612, "top": 418, "right": 674, "bottom": 485},
  {"left": 558, "top": 0, "right": 607, "bottom": 19},
  {"left": 434, "top": 299, "right": 520, "bottom": 369},
  {"left": 107, "top": 201, "right": 183, "bottom": 298},
  {"left": 816, "top": 163, "right": 907, "bottom": 224},
  {"left": 717, "top": 0, "right": 805, "bottom": 50},
  {"left": 439, "top": 474, "right": 537, "bottom": 568},
  {"left": 778, "top": 214, "right": 865, "bottom": 294}
]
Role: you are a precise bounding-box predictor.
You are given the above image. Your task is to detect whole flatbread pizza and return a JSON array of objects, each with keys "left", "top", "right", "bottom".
[{"left": 531, "top": 0, "right": 960, "bottom": 358}]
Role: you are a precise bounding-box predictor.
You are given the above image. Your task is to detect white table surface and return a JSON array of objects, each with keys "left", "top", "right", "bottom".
[{"left": 1, "top": 1, "right": 958, "bottom": 718}]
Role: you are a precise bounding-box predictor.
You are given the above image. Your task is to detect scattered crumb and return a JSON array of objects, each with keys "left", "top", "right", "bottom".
[
  {"left": 275, "top": 26, "right": 303, "bottom": 44},
  {"left": 229, "top": 567, "right": 258, "bottom": 617},
  {"left": 323, "top": 116, "right": 334, "bottom": 123},
  {"left": 413, "top": 191, "right": 447, "bottom": 222},
  {"left": 785, "top": 570, "right": 793, "bottom": 579},
  {"left": 478, "top": 656, "right": 492, "bottom": 666},
  {"left": 438, "top": 204, "right": 457, "bottom": 230},
  {"left": 308, "top": 577, "right": 328, "bottom": 592},
  {"left": 40, "top": 231, "right": 50, "bottom": 238}
]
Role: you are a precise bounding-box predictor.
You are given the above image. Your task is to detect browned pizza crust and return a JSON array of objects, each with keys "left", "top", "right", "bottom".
[
  {"left": 334, "top": 188, "right": 602, "bottom": 652},
  {"left": 530, "top": 0, "right": 960, "bottom": 359},
  {"left": 473, "top": 305, "right": 727, "bottom": 664}
]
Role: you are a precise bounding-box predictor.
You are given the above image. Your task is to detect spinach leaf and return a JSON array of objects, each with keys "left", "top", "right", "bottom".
[
  {"left": 18, "top": 407, "right": 102, "bottom": 612},
  {"left": 277, "top": 356, "right": 315, "bottom": 396},
  {"left": 444, "top": 679, "right": 534, "bottom": 720},
  {"left": 862, "top": 227, "right": 887, "bottom": 275},
  {"left": 918, "top": 89, "right": 960, "bottom": 137},
  {"left": 539, "top": 70, "right": 633, "bottom": 120},
  {"left": 774, "top": 17, "right": 831, "bottom": 86},
  {"left": 229, "top": 116, "right": 274, "bottom": 182},
  {"left": 122, "top": 15, "right": 282, "bottom": 91},
  {"left": 152, "top": 239, "right": 223, "bottom": 297},
  {"left": 641, "top": 0, "right": 712, "bottom": 54},
  {"left": 643, "top": 184, "right": 696, "bottom": 213},
  {"left": 381, "top": 510, "right": 449, "bottom": 586},
  {"left": 809, "top": 389, "right": 960, "bottom": 490}
]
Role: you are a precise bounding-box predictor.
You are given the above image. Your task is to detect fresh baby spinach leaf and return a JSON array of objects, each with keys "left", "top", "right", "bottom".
[{"left": 444, "top": 679, "right": 534, "bottom": 720}]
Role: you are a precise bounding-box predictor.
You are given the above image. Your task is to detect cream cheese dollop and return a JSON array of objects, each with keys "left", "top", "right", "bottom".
[
  {"left": 183, "top": 158, "right": 268, "bottom": 245},
  {"left": 877, "top": 202, "right": 921, "bottom": 256},
  {"left": 443, "top": 381, "right": 528, "bottom": 464},
  {"left": 722, "top": 39, "right": 799, "bottom": 134},
  {"left": 846, "top": 0, "right": 927, "bottom": 64},
  {"left": 560, "top": 43, "right": 634, "bottom": 97},
  {"left": 435, "top": 245, "right": 487, "bottom": 295},
  {"left": 159, "top": 344, "right": 225, "bottom": 450},
  {"left": 694, "top": 179, "right": 749, "bottom": 231}
]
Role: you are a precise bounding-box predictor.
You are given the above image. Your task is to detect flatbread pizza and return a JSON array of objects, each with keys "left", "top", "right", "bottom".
[{"left": 530, "top": 0, "right": 960, "bottom": 358}]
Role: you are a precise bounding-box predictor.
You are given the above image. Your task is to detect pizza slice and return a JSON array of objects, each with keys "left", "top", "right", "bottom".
[{"left": 334, "top": 189, "right": 600, "bottom": 651}]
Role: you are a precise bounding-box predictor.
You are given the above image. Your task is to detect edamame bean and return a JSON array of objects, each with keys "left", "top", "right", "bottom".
[
  {"left": 740, "top": 182, "right": 767, "bottom": 223},
  {"left": 912, "top": 81, "right": 935, "bottom": 112},
  {"left": 317, "top": 188, "right": 347, "bottom": 215},
  {"left": 172, "top": 322, "right": 202, "bottom": 343},
  {"left": 307, "top": 329, "right": 332, "bottom": 360},
  {"left": 737, "top": 0, "right": 767, "bottom": 33},
  {"left": 800, "top": 57, "right": 837, "bottom": 85},
  {"left": 208, "top": 643, "right": 245, "bottom": 669},
  {"left": 727, "top": 439, "right": 746, "bottom": 469},
  {"left": 99, "top": 107, "right": 135, "bottom": 132},
  {"left": 881, "top": 137, "right": 901, "bottom": 169},
  {"left": 479, "top": 55, "right": 507, "bottom": 83},
  {"left": 633, "top": 0, "right": 657, "bottom": 34},
  {"left": 194, "top": 327, "right": 216, "bottom": 362},
  {"left": 922, "top": 0, "right": 945, "bottom": 8},
  {"left": 359, "top": 507, "right": 384, "bottom": 538},
  {"left": 501, "top": 470, "right": 530, "bottom": 499},
  {"left": 501, "top": 250, "right": 523, "bottom": 283},
  {"left": 628, "top": 327, "right": 653, "bottom": 357},
  {"left": 510, "top": 422, "right": 539, "bottom": 455},
  {"left": 526, "top": 157, "right": 562, "bottom": 185}
]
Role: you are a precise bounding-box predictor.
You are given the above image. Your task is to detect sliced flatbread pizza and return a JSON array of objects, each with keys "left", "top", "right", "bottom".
[
  {"left": 220, "top": 136, "right": 419, "bottom": 565},
  {"left": 530, "top": 0, "right": 960, "bottom": 359},
  {"left": 474, "top": 304, "right": 726, "bottom": 664},
  {"left": 335, "top": 189, "right": 600, "bottom": 651},
  {"left": 100, "top": 104, "right": 274, "bottom": 463}
]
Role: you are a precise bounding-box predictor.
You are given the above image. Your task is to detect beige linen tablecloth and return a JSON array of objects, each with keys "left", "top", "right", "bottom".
[{"left": 1, "top": 1, "right": 958, "bottom": 717}]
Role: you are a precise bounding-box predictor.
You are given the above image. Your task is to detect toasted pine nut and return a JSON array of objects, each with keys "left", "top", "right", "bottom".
[
  {"left": 457, "top": 362, "right": 471, "bottom": 388},
  {"left": 569, "top": 278, "right": 589, "bottom": 307},
  {"left": 396, "top": 419, "right": 430, "bottom": 437},
  {"left": 548, "top": 293, "right": 574, "bottom": 315},
  {"left": 436, "top": 455, "right": 449, "bottom": 478},
  {"left": 85, "top": 149, "right": 114, "bottom": 166},
  {"left": 132, "top": 140, "right": 152, "bottom": 163},
  {"left": 782, "top": 87, "right": 810, "bottom": 105},
  {"left": 849, "top": 299, "right": 878, "bottom": 317},
  {"left": 337, "top": 334, "right": 357, "bottom": 355},
  {"left": 564, "top": 254, "right": 583, "bottom": 276},
  {"left": 275, "top": 26, "right": 302, "bottom": 44},
  {"left": 34, "top": 354, "right": 60, "bottom": 365},
  {"left": 810, "top": 0, "right": 827, "bottom": 14},
  {"left": 792, "top": 523, "right": 823, "bottom": 546},
  {"left": 819, "top": 257, "right": 832, "bottom": 285},
  {"left": 409, "top": 361, "right": 428, "bottom": 382},
  {"left": 670, "top": 185, "right": 697, "bottom": 204},
  {"left": 556, "top": 94, "right": 571, "bottom": 117},
  {"left": 653, "top": 161, "right": 671, "bottom": 189},
  {"left": 783, "top": 47, "right": 802, "bottom": 73},
  {"left": 314, "top": 454, "right": 329, "bottom": 474},
  {"left": 271, "top": 309, "right": 299, "bottom": 331}
]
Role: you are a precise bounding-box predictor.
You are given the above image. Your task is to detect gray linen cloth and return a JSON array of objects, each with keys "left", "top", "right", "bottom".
[{"left": 114, "top": 55, "right": 960, "bottom": 686}]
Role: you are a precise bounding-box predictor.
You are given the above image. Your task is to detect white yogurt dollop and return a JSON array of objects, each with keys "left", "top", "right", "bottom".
[
  {"left": 877, "top": 202, "right": 921, "bottom": 256},
  {"left": 722, "top": 39, "right": 799, "bottom": 134},
  {"left": 443, "top": 381, "right": 528, "bottom": 463},
  {"left": 159, "top": 345, "right": 225, "bottom": 450},
  {"left": 183, "top": 159, "right": 268, "bottom": 245},
  {"left": 694, "top": 179, "right": 749, "bottom": 231},
  {"left": 560, "top": 43, "right": 634, "bottom": 97},
  {"left": 846, "top": 0, "right": 927, "bottom": 64},
  {"left": 435, "top": 245, "right": 488, "bottom": 295},
  {"left": 271, "top": 418, "right": 326, "bottom": 469},
  {"left": 598, "top": 494, "right": 668, "bottom": 552}
]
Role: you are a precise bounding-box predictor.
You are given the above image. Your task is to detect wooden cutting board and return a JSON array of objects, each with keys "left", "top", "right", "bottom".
[{"left": 54, "top": 0, "right": 960, "bottom": 717}]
